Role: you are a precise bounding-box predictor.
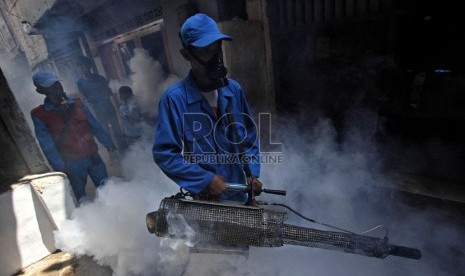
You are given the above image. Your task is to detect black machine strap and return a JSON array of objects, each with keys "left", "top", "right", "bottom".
[
  {"left": 225, "top": 103, "right": 253, "bottom": 178},
  {"left": 225, "top": 102, "right": 257, "bottom": 205},
  {"left": 55, "top": 104, "right": 75, "bottom": 151}
]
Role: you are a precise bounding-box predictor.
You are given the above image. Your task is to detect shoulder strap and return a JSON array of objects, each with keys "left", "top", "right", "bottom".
[
  {"left": 226, "top": 102, "right": 258, "bottom": 205},
  {"left": 225, "top": 102, "right": 252, "bottom": 178},
  {"left": 55, "top": 104, "right": 76, "bottom": 150}
]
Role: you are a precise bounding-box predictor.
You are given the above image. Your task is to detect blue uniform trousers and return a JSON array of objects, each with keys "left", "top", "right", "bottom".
[{"left": 66, "top": 153, "right": 108, "bottom": 201}]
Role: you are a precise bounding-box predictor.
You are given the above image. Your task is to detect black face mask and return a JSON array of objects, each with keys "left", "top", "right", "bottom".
[
  {"left": 49, "top": 90, "right": 69, "bottom": 105},
  {"left": 39, "top": 82, "right": 69, "bottom": 105},
  {"left": 188, "top": 49, "right": 229, "bottom": 91}
]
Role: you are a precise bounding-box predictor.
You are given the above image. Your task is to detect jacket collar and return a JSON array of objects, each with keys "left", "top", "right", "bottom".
[
  {"left": 43, "top": 97, "right": 74, "bottom": 111},
  {"left": 185, "top": 71, "right": 233, "bottom": 105}
]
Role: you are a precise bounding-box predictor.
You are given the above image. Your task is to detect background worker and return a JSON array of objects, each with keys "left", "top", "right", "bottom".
[
  {"left": 31, "top": 70, "right": 117, "bottom": 203},
  {"left": 76, "top": 56, "right": 127, "bottom": 152}
]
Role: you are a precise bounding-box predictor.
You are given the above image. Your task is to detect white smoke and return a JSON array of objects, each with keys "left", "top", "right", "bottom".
[
  {"left": 109, "top": 48, "right": 179, "bottom": 118},
  {"left": 2, "top": 52, "right": 463, "bottom": 275},
  {"left": 52, "top": 117, "right": 465, "bottom": 276},
  {"left": 54, "top": 142, "right": 189, "bottom": 276}
]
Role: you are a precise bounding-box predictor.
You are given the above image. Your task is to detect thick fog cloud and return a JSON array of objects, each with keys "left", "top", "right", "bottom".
[
  {"left": 109, "top": 48, "right": 179, "bottom": 118},
  {"left": 2, "top": 49, "right": 463, "bottom": 276},
  {"left": 53, "top": 116, "right": 464, "bottom": 275}
]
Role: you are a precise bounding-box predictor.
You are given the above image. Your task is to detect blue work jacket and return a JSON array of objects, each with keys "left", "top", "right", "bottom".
[
  {"left": 153, "top": 72, "right": 260, "bottom": 201},
  {"left": 31, "top": 98, "right": 115, "bottom": 171}
]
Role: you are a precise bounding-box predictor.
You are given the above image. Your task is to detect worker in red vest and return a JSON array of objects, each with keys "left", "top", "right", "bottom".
[{"left": 31, "top": 70, "right": 117, "bottom": 203}]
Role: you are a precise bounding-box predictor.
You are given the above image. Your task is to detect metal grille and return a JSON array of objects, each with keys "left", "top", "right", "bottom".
[
  {"left": 282, "top": 224, "right": 389, "bottom": 258},
  {"left": 267, "top": 0, "right": 400, "bottom": 31},
  {"left": 149, "top": 198, "right": 421, "bottom": 259},
  {"left": 91, "top": 6, "right": 163, "bottom": 42},
  {"left": 154, "top": 198, "right": 286, "bottom": 247}
]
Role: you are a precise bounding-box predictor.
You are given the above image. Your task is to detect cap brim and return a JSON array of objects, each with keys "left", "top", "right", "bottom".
[
  {"left": 190, "top": 33, "right": 232, "bottom": 48},
  {"left": 41, "top": 78, "right": 60, "bottom": 88}
]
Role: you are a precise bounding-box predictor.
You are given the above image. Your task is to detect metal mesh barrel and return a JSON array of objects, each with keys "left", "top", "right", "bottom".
[
  {"left": 149, "top": 197, "right": 286, "bottom": 247},
  {"left": 147, "top": 198, "right": 421, "bottom": 259},
  {"left": 282, "top": 224, "right": 389, "bottom": 258}
]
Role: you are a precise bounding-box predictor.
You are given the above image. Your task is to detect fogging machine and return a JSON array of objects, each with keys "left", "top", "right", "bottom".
[{"left": 146, "top": 185, "right": 421, "bottom": 260}]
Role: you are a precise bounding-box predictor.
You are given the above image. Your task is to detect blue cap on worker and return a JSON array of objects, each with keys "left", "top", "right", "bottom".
[
  {"left": 180, "top": 13, "right": 232, "bottom": 48},
  {"left": 32, "top": 70, "right": 60, "bottom": 88}
]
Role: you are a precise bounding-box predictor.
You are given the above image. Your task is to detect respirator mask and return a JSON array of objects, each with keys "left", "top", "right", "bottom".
[
  {"left": 202, "top": 52, "right": 228, "bottom": 85},
  {"left": 38, "top": 82, "right": 69, "bottom": 105},
  {"left": 186, "top": 44, "right": 229, "bottom": 91},
  {"left": 50, "top": 90, "right": 69, "bottom": 105}
]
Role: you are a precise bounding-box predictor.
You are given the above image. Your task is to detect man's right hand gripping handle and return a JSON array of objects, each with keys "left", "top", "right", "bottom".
[{"left": 209, "top": 175, "right": 227, "bottom": 195}]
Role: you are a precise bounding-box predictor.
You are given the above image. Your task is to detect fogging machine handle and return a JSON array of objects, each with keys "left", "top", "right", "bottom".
[
  {"left": 226, "top": 183, "right": 286, "bottom": 196},
  {"left": 262, "top": 188, "right": 287, "bottom": 196}
]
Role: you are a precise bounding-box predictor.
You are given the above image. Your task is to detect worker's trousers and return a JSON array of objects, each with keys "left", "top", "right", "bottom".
[{"left": 66, "top": 152, "right": 108, "bottom": 202}]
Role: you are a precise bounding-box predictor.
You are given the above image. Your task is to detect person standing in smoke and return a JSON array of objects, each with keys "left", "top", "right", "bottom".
[
  {"left": 31, "top": 70, "right": 117, "bottom": 203},
  {"left": 118, "top": 86, "right": 143, "bottom": 145},
  {"left": 153, "top": 13, "right": 262, "bottom": 202},
  {"left": 76, "top": 56, "right": 127, "bottom": 152}
]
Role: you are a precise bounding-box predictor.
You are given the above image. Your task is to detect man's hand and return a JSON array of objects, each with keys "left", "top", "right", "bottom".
[
  {"left": 248, "top": 177, "right": 263, "bottom": 190},
  {"left": 209, "top": 175, "right": 227, "bottom": 195}
]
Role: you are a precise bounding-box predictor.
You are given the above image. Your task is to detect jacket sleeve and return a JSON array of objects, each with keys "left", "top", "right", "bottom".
[
  {"left": 77, "top": 79, "right": 89, "bottom": 103},
  {"left": 31, "top": 114, "right": 66, "bottom": 171},
  {"left": 98, "top": 75, "right": 113, "bottom": 98},
  {"left": 83, "top": 103, "right": 116, "bottom": 150},
  {"left": 238, "top": 87, "right": 261, "bottom": 178},
  {"left": 153, "top": 94, "right": 215, "bottom": 194}
]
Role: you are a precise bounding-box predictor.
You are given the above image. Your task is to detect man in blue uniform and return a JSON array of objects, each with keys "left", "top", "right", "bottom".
[
  {"left": 31, "top": 70, "right": 117, "bottom": 203},
  {"left": 76, "top": 56, "right": 127, "bottom": 152},
  {"left": 153, "top": 13, "right": 262, "bottom": 202}
]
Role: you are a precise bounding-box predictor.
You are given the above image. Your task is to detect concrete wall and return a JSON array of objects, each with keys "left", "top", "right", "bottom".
[
  {"left": 0, "top": 1, "right": 48, "bottom": 68},
  {"left": 0, "top": 173, "right": 76, "bottom": 275},
  {"left": 0, "top": 69, "right": 48, "bottom": 188},
  {"left": 0, "top": 184, "right": 56, "bottom": 275},
  {"left": 222, "top": 20, "right": 275, "bottom": 113},
  {"left": 17, "top": 0, "right": 58, "bottom": 26},
  {"left": 160, "top": 0, "right": 191, "bottom": 77}
]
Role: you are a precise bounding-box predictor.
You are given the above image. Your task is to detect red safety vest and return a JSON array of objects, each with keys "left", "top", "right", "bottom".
[{"left": 31, "top": 98, "right": 98, "bottom": 160}]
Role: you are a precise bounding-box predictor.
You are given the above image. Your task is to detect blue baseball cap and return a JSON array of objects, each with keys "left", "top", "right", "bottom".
[
  {"left": 32, "top": 70, "right": 60, "bottom": 88},
  {"left": 180, "top": 13, "right": 232, "bottom": 48}
]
